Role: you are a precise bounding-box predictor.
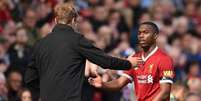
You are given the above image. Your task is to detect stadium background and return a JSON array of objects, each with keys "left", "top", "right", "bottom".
[{"left": 0, "top": 0, "right": 201, "bottom": 101}]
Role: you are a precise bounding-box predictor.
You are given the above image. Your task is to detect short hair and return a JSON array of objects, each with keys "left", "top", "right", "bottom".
[
  {"left": 7, "top": 69, "right": 22, "bottom": 79},
  {"left": 19, "top": 88, "right": 32, "bottom": 98},
  {"left": 54, "top": 2, "right": 78, "bottom": 24},
  {"left": 140, "top": 22, "right": 159, "bottom": 34}
]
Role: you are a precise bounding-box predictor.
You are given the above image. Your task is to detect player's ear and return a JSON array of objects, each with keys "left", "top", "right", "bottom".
[
  {"left": 72, "top": 18, "right": 75, "bottom": 23},
  {"left": 72, "top": 17, "right": 77, "bottom": 25},
  {"left": 54, "top": 18, "right": 57, "bottom": 24},
  {"left": 154, "top": 33, "right": 158, "bottom": 39}
]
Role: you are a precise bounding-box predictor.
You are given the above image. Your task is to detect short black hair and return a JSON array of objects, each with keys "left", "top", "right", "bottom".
[{"left": 140, "top": 22, "right": 159, "bottom": 34}]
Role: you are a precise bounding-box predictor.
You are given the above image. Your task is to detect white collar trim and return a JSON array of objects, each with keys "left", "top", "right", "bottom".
[{"left": 141, "top": 46, "right": 158, "bottom": 62}]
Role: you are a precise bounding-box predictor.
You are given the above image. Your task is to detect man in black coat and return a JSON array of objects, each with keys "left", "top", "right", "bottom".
[{"left": 25, "top": 2, "right": 140, "bottom": 101}]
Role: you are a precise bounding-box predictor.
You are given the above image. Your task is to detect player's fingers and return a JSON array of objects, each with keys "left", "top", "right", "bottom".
[
  {"left": 128, "top": 57, "right": 140, "bottom": 62},
  {"left": 136, "top": 57, "right": 142, "bottom": 60},
  {"left": 137, "top": 59, "right": 144, "bottom": 64},
  {"left": 137, "top": 59, "right": 143, "bottom": 62}
]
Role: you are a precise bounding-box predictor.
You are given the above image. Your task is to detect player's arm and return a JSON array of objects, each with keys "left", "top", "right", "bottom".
[
  {"left": 153, "top": 56, "right": 174, "bottom": 101},
  {"left": 89, "top": 74, "right": 130, "bottom": 91},
  {"left": 153, "top": 83, "right": 172, "bottom": 101}
]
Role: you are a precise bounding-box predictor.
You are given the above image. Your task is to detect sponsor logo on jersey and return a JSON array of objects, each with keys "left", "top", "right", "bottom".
[
  {"left": 137, "top": 75, "right": 153, "bottom": 84},
  {"left": 163, "top": 70, "right": 174, "bottom": 77}
]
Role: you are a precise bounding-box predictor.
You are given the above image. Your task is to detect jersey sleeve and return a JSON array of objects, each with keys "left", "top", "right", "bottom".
[
  {"left": 121, "top": 69, "right": 134, "bottom": 82},
  {"left": 158, "top": 56, "right": 175, "bottom": 84},
  {"left": 117, "top": 53, "right": 138, "bottom": 82}
]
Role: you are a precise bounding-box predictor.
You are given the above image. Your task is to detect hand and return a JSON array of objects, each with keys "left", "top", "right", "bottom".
[
  {"left": 85, "top": 60, "right": 98, "bottom": 77},
  {"left": 105, "top": 69, "right": 118, "bottom": 79},
  {"left": 88, "top": 73, "right": 103, "bottom": 88},
  {"left": 127, "top": 56, "right": 143, "bottom": 68}
]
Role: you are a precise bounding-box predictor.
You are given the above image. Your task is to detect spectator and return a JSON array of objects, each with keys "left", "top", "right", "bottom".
[
  {"left": 107, "top": 9, "right": 129, "bottom": 34},
  {"left": 0, "top": 37, "right": 9, "bottom": 73},
  {"left": 0, "top": 73, "right": 7, "bottom": 101},
  {"left": 186, "top": 61, "right": 201, "bottom": 79},
  {"left": 7, "top": 27, "right": 32, "bottom": 76},
  {"left": 78, "top": 20, "right": 96, "bottom": 42},
  {"left": 187, "top": 77, "right": 201, "bottom": 95},
  {"left": 89, "top": 6, "right": 108, "bottom": 32},
  {"left": 0, "top": 0, "right": 12, "bottom": 27},
  {"left": 19, "top": 88, "right": 32, "bottom": 101},
  {"left": 170, "top": 82, "right": 188, "bottom": 101},
  {"left": 185, "top": 93, "right": 201, "bottom": 101},
  {"left": 7, "top": 70, "right": 22, "bottom": 101},
  {"left": 21, "top": 8, "right": 39, "bottom": 45}
]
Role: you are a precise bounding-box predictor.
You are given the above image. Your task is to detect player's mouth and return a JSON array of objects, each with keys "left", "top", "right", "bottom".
[
  {"left": 139, "top": 40, "right": 148, "bottom": 46},
  {"left": 139, "top": 40, "right": 146, "bottom": 44}
]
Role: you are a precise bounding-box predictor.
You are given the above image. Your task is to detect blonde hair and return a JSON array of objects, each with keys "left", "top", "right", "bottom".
[{"left": 54, "top": 2, "right": 78, "bottom": 24}]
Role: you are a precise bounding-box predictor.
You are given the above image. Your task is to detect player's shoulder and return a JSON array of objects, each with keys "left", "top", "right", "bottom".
[{"left": 157, "top": 49, "right": 173, "bottom": 62}]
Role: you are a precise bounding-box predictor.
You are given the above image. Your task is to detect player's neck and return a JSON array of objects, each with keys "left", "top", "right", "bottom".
[{"left": 142, "top": 44, "right": 157, "bottom": 58}]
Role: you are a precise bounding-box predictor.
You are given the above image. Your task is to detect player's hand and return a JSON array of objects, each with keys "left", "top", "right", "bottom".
[
  {"left": 105, "top": 69, "right": 118, "bottom": 79},
  {"left": 88, "top": 73, "right": 103, "bottom": 88},
  {"left": 127, "top": 56, "right": 143, "bottom": 68}
]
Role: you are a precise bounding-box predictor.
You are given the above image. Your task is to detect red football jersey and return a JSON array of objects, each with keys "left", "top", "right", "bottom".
[{"left": 123, "top": 47, "right": 174, "bottom": 101}]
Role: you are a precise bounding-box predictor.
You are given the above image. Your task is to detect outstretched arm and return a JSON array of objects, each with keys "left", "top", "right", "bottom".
[
  {"left": 154, "top": 55, "right": 174, "bottom": 101},
  {"left": 76, "top": 35, "right": 140, "bottom": 70}
]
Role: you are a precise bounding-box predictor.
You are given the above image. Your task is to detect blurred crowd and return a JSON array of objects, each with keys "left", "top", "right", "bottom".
[{"left": 0, "top": 0, "right": 201, "bottom": 101}]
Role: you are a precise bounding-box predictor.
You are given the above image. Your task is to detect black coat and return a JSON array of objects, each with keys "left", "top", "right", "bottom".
[{"left": 25, "top": 24, "right": 131, "bottom": 101}]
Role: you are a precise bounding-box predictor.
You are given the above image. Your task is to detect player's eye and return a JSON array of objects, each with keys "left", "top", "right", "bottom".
[
  {"left": 144, "top": 31, "right": 149, "bottom": 34},
  {"left": 138, "top": 31, "right": 141, "bottom": 35},
  {"left": 138, "top": 31, "right": 149, "bottom": 35}
]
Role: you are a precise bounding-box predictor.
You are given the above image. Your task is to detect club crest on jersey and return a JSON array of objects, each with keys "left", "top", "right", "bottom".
[{"left": 148, "top": 64, "right": 154, "bottom": 73}]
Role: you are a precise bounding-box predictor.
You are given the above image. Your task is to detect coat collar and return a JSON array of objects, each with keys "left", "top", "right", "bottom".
[{"left": 52, "top": 24, "right": 74, "bottom": 32}]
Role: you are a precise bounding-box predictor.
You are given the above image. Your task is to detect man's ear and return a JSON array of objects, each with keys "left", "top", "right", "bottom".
[
  {"left": 154, "top": 34, "right": 158, "bottom": 40},
  {"left": 72, "top": 18, "right": 76, "bottom": 24},
  {"left": 54, "top": 18, "right": 58, "bottom": 24}
]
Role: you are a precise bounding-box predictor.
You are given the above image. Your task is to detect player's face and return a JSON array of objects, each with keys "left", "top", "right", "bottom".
[{"left": 138, "top": 24, "right": 157, "bottom": 48}]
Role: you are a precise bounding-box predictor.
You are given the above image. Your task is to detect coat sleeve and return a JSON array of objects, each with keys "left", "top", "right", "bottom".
[
  {"left": 24, "top": 44, "right": 40, "bottom": 90},
  {"left": 76, "top": 35, "right": 131, "bottom": 70}
]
